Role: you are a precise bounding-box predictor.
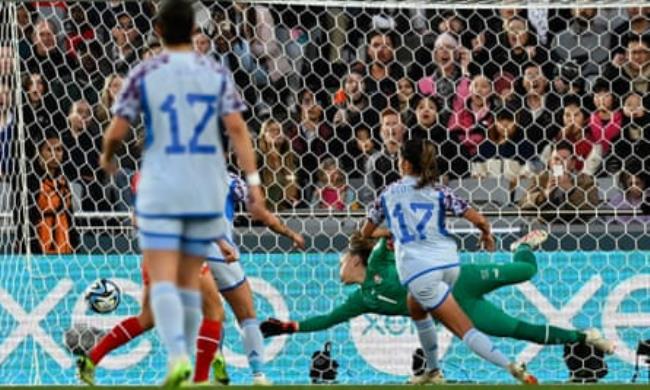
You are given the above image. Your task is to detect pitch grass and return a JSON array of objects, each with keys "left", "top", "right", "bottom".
[{"left": 3, "top": 386, "right": 650, "bottom": 389}]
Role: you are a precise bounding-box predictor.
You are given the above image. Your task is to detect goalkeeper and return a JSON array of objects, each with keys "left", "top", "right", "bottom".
[{"left": 262, "top": 230, "right": 614, "bottom": 357}]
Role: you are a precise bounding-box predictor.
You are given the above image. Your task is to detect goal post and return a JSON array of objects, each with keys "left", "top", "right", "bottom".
[{"left": 0, "top": 0, "right": 649, "bottom": 385}]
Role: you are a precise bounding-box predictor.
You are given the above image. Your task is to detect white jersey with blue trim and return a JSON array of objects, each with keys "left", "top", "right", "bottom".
[
  {"left": 367, "top": 176, "right": 469, "bottom": 284},
  {"left": 112, "top": 51, "right": 246, "bottom": 218},
  {"left": 206, "top": 172, "right": 248, "bottom": 260}
]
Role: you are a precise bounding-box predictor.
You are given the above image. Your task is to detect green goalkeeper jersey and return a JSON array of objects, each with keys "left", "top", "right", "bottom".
[
  {"left": 298, "top": 238, "right": 407, "bottom": 332},
  {"left": 297, "top": 237, "right": 584, "bottom": 347}
]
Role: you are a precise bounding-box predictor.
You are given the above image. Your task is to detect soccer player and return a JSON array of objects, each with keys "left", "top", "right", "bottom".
[
  {"left": 78, "top": 174, "right": 304, "bottom": 386},
  {"left": 199, "top": 172, "right": 305, "bottom": 385},
  {"left": 99, "top": 0, "right": 264, "bottom": 385},
  {"left": 360, "top": 139, "right": 535, "bottom": 384},
  {"left": 262, "top": 231, "right": 614, "bottom": 382}
]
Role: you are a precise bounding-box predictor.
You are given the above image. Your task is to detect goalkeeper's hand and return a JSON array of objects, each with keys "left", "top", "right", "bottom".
[{"left": 260, "top": 318, "right": 298, "bottom": 338}]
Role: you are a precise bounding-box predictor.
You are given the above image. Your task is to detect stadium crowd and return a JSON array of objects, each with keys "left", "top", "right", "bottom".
[{"left": 0, "top": 2, "right": 648, "bottom": 253}]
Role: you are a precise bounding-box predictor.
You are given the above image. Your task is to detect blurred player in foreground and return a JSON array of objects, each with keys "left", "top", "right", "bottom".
[
  {"left": 100, "top": 0, "right": 264, "bottom": 385},
  {"left": 79, "top": 173, "right": 304, "bottom": 385},
  {"left": 261, "top": 231, "right": 614, "bottom": 383}
]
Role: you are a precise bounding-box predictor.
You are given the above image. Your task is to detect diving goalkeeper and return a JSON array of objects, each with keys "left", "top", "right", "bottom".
[{"left": 261, "top": 230, "right": 614, "bottom": 359}]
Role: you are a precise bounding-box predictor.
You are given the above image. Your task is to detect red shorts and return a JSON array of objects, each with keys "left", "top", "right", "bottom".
[{"left": 141, "top": 262, "right": 210, "bottom": 287}]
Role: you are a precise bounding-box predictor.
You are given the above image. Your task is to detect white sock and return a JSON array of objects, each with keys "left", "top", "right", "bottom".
[
  {"left": 463, "top": 328, "right": 509, "bottom": 368},
  {"left": 179, "top": 288, "right": 202, "bottom": 356},
  {"left": 414, "top": 317, "right": 439, "bottom": 371},
  {"left": 241, "top": 318, "right": 264, "bottom": 375},
  {"left": 150, "top": 282, "right": 186, "bottom": 360}
]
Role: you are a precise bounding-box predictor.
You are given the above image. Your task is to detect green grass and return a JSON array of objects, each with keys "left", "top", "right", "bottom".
[{"left": 3, "top": 386, "right": 650, "bottom": 389}]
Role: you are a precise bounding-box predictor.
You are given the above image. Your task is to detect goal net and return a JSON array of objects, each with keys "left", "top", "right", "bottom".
[{"left": 0, "top": 0, "right": 648, "bottom": 385}]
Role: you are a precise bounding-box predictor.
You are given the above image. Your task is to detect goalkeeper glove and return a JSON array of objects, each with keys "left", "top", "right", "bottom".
[{"left": 260, "top": 318, "right": 298, "bottom": 338}]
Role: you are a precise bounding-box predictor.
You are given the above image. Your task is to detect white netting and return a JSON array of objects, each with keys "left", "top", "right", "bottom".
[{"left": 0, "top": 0, "right": 649, "bottom": 386}]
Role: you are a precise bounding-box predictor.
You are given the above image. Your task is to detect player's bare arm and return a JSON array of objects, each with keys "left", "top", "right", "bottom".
[
  {"left": 100, "top": 116, "right": 130, "bottom": 174},
  {"left": 223, "top": 112, "right": 265, "bottom": 221},
  {"left": 463, "top": 208, "right": 495, "bottom": 252}
]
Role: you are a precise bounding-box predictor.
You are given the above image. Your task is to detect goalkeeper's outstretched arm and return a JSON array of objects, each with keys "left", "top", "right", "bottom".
[{"left": 261, "top": 293, "right": 367, "bottom": 337}]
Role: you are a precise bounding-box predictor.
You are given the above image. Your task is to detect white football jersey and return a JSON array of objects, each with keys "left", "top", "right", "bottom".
[
  {"left": 112, "top": 52, "right": 245, "bottom": 218},
  {"left": 367, "top": 176, "right": 469, "bottom": 285}
]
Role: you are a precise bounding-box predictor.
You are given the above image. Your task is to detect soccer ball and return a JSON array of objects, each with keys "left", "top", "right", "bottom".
[{"left": 85, "top": 279, "right": 121, "bottom": 314}]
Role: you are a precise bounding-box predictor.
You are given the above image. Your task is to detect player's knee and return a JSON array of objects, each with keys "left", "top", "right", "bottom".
[{"left": 234, "top": 305, "right": 257, "bottom": 322}]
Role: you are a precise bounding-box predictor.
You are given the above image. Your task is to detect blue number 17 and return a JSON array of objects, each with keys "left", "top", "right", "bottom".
[
  {"left": 391, "top": 202, "right": 434, "bottom": 243},
  {"left": 160, "top": 93, "right": 217, "bottom": 155}
]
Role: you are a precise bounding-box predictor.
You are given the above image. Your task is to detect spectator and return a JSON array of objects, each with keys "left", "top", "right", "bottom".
[
  {"left": 27, "top": 133, "right": 78, "bottom": 254},
  {"left": 552, "top": 8, "right": 613, "bottom": 81},
  {"left": 193, "top": 30, "right": 212, "bottom": 55},
  {"left": 473, "top": 110, "right": 535, "bottom": 182},
  {"left": 311, "top": 157, "right": 354, "bottom": 211},
  {"left": 64, "top": 3, "right": 96, "bottom": 60},
  {"left": 72, "top": 40, "right": 112, "bottom": 105},
  {"left": 612, "top": 7, "right": 650, "bottom": 56},
  {"left": 246, "top": 4, "right": 302, "bottom": 108},
  {"left": 410, "top": 94, "right": 446, "bottom": 142},
  {"left": 541, "top": 96, "right": 602, "bottom": 175},
  {"left": 607, "top": 92, "right": 650, "bottom": 173},
  {"left": 332, "top": 70, "right": 379, "bottom": 139},
  {"left": 24, "top": 18, "right": 75, "bottom": 81},
  {"left": 608, "top": 170, "right": 650, "bottom": 224},
  {"left": 396, "top": 77, "right": 416, "bottom": 125},
  {"left": 341, "top": 125, "right": 375, "bottom": 179},
  {"left": 362, "top": 30, "right": 404, "bottom": 112},
  {"left": 447, "top": 74, "right": 493, "bottom": 158},
  {"left": 16, "top": 4, "right": 33, "bottom": 59},
  {"left": 366, "top": 109, "right": 404, "bottom": 192},
  {"left": 211, "top": 19, "right": 265, "bottom": 110},
  {"left": 287, "top": 89, "right": 341, "bottom": 200},
  {"left": 22, "top": 73, "right": 66, "bottom": 157},
  {"left": 417, "top": 32, "right": 470, "bottom": 111},
  {"left": 141, "top": 40, "right": 162, "bottom": 60},
  {"left": 0, "top": 81, "right": 15, "bottom": 180},
  {"left": 257, "top": 118, "right": 300, "bottom": 211},
  {"left": 108, "top": 12, "right": 142, "bottom": 73},
  {"left": 95, "top": 73, "right": 123, "bottom": 127},
  {"left": 32, "top": 1, "right": 67, "bottom": 36},
  {"left": 517, "top": 63, "right": 561, "bottom": 159},
  {"left": 61, "top": 99, "right": 106, "bottom": 211},
  {"left": 493, "top": 72, "right": 520, "bottom": 111},
  {"left": 493, "top": 16, "right": 551, "bottom": 79},
  {"left": 589, "top": 79, "right": 623, "bottom": 156},
  {"left": 604, "top": 33, "right": 650, "bottom": 97},
  {"left": 520, "top": 140, "right": 600, "bottom": 222}
]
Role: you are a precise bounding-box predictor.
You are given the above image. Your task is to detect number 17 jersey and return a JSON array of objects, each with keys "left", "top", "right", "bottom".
[
  {"left": 367, "top": 176, "right": 469, "bottom": 285},
  {"left": 112, "top": 52, "right": 245, "bottom": 218}
]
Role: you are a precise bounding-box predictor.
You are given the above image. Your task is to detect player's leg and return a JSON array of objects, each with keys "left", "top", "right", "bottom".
[
  {"left": 222, "top": 280, "right": 271, "bottom": 385},
  {"left": 406, "top": 295, "right": 443, "bottom": 384},
  {"left": 77, "top": 270, "right": 154, "bottom": 385},
  {"left": 469, "top": 297, "right": 584, "bottom": 343},
  {"left": 409, "top": 270, "right": 537, "bottom": 384},
  {"left": 459, "top": 230, "right": 548, "bottom": 297},
  {"left": 172, "top": 218, "right": 225, "bottom": 385},
  {"left": 469, "top": 298, "right": 614, "bottom": 353},
  {"left": 138, "top": 217, "right": 191, "bottom": 384},
  {"left": 193, "top": 267, "right": 225, "bottom": 384},
  {"left": 146, "top": 248, "right": 193, "bottom": 385}
]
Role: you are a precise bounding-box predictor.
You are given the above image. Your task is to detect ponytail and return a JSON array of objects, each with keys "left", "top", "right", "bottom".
[{"left": 416, "top": 141, "right": 438, "bottom": 189}]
